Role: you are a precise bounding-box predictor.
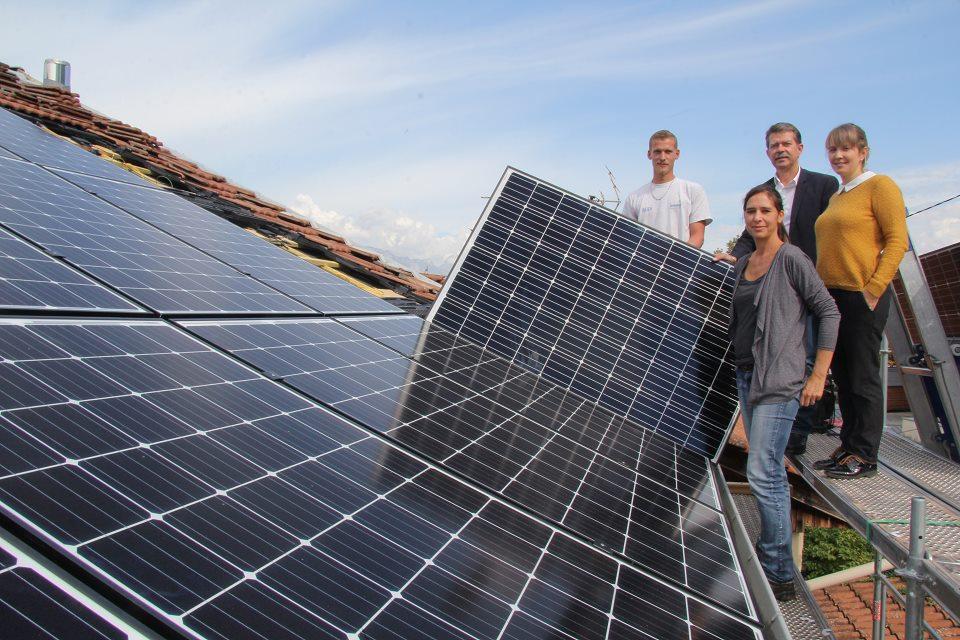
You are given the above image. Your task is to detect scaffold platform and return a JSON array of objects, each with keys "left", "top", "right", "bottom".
[{"left": 792, "top": 430, "right": 960, "bottom": 622}]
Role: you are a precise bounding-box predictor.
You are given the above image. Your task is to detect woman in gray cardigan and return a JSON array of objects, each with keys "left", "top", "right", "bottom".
[{"left": 729, "top": 185, "right": 840, "bottom": 600}]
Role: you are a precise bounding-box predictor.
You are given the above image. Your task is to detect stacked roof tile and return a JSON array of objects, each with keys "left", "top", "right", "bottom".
[{"left": 0, "top": 61, "right": 442, "bottom": 304}]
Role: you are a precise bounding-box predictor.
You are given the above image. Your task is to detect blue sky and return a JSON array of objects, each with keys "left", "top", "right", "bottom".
[{"left": 2, "top": 0, "right": 959, "bottom": 270}]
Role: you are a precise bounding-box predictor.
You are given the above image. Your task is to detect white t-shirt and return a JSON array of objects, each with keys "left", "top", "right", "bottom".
[{"left": 622, "top": 178, "right": 712, "bottom": 242}]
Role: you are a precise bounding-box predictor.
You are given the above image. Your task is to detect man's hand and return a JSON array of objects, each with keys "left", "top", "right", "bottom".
[
  {"left": 713, "top": 252, "right": 737, "bottom": 264},
  {"left": 800, "top": 372, "right": 826, "bottom": 407},
  {"left": 862, "top": 290, "right": 879, "bottom": 311}
]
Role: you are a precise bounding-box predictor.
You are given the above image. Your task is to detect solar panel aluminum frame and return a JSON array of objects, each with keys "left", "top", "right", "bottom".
[
  {"left": 0, "top": 525, "right": 159, "bottom": 639},
  {"left": 713, "top": 467, "right": 793, "bottom": 640},
  {"left": 426, "top": 166, "right": 739, "bottom": 463}
]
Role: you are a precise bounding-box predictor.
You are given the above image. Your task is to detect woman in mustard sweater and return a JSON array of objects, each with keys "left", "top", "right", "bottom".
[{"left": 813, "top": 124, "right": 908, "bottom": 478}]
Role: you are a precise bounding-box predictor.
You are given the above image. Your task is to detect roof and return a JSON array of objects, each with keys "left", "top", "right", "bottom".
[
  {"left": 0, "top": 62, "right": 442, "bottom": 304},
  {"left": 815, "top": 577, "right": 960, "bottom": 639}
]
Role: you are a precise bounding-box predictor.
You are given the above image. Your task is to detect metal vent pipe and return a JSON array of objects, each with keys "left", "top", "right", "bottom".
[{"left": 43, "top": 59, "right": 71, "bottom": 90}]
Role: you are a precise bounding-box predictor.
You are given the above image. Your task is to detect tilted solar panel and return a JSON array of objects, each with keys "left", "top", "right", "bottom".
[
  {"left": 0, "top": 226, "right": 145, "bottom": 313},
  {"left": 0, "top": 541, "right": 129, "bottom": 639},
  {"left": 0, "top": 318, "right": 760, "bottom": 640},
  {"left": 428, "top": 168, "right": 738, "bottom": 459},
  {"left": 0, "top": 107, "right": 156, "bottom": 187},
  {"left": 53, "top": 171, "right": 404, "bottom": 316},
  {"left": 182, "top": 316, "right": 754, "bottom": 617},
  {"left": 0, "top": 157, "right": 311, "bottom": 315},
  {"left": 0, "top": 145, "right": 17, "bottom": 160}
]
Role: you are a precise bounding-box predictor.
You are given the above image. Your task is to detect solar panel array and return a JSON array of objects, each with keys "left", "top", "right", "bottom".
[
  {"left": 0, "top": 107, "right": 155, "bottom": 187},
  {"left": 54, "top": 171, "right": 403, "bottom": 316},
  {"left": 428, "top": 168, "right": 738, "bottom": 459},
  {"left": 182, "top": 316, "right": 752, "bottom": 617},
  {"left": 0, "top": 226, "right": 144, "bottom": 313},
  {"left": 0, "top": 109, "right": 760, "bottom": 639},
  {"left": 0, "top": 319, "right": 758, "bottom": 639},
  {"left": 0, "top": 156, "right": 311, "bottom": 315}
]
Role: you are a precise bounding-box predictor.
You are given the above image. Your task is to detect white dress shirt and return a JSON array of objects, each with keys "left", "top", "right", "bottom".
[{"left": 774, "top": 168, "right": 800, "bottom": 232}]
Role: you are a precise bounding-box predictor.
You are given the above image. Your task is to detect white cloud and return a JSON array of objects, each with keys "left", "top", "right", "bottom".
[
  {"left": 291, "top": 195, "right": 470, "bottom": 274},
  {"left": 891, "top": 160, "right": 960, "bottom": 254}
]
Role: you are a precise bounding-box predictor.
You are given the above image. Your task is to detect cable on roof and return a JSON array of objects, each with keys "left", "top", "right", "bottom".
[{"left": 907, "top": 193, "right": 960, "bottom": 218}]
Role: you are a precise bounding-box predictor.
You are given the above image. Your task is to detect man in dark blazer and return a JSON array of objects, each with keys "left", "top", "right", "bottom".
[
  {"left": 716, "top": 123, "right": 838, "bottom": 263},
  {"left": 715, "top": 122, "right": 839, "bottom": 453}
]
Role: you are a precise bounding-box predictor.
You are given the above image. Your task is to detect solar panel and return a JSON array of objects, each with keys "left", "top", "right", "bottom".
[
  {"left": 428, "top": 168, "right": 738, "bottom": 459},
  {"left": 0, "top": 318, "right": 760, "bottom": 639},
  {"left": 0, "top": 226, "right": 144, "bottom": 313},
  {"left": 0, "top": 145, "right": 17, "bottom": 160},
  {"left": 0, "top": 107, "right": 155, "bottom": 187},
  {"left": 52, "top": 171, "right": 403, "bottom": 316},
  {"left": 0, "top": 541, "right": 129, "bottom": 639},
  {"left": 181, "top": 316, "right": 753, "bottom": 617},
  {"left": 0, "top": 156, "right": 311, "bottom": 315}
]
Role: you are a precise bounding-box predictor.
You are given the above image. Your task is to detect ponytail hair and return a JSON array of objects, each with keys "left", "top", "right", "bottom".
[{"left": 742, "top": 184, "right": 789, "bottom": 243}]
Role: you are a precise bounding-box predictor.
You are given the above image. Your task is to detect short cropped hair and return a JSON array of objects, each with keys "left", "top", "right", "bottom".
[
  {"left": 765, "top": 122, "right": 802, "bottom": 147},
  {"left": 648, "top": 129, "right": 678, "bottom": 149},
  {"left": 826, "top": 123, "right": 870, "bottom": 166}
]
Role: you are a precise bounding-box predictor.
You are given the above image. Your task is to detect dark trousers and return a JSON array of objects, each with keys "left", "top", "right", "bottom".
[{"left": 830, "top": 288, "right": 892, "bottom": 463}]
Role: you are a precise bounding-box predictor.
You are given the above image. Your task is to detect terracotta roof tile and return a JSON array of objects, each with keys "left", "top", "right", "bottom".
[
  {"left": 816, "top": 578, "right": 960, "bottom": 639},
  {"left": 0, "top": 61, "right": 442, "bottom": 304}
]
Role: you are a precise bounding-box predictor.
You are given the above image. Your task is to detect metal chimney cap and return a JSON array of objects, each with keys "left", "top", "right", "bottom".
[{"left": 43, "top": 59, "right": 71, "bottom": 90}]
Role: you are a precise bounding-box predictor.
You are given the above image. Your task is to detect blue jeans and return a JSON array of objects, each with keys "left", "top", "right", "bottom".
[{"left": 736, "top": 369, "right": 799, "bottom": 583}]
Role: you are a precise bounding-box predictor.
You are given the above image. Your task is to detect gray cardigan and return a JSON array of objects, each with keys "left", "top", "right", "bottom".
[{"left": 728, "top": 244, "right": 840, "bottom": 405}]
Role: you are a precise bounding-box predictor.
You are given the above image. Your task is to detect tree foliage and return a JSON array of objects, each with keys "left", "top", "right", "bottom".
[{"left": 802, "top": 527, "right": 875, "bottom": 579}]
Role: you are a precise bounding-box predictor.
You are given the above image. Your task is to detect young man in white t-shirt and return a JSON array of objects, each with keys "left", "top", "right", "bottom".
[{"left": 622, "top": 130, "right": 712, "bottom": 247}]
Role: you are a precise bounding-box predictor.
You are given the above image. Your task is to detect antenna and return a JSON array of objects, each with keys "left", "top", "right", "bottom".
[{"left": 587, "top": 165, "right": 623, "bottom": 211}]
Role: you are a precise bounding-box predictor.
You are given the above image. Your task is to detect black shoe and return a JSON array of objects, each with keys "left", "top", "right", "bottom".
[
  {"left": 768, "top": 578, "right": 796, "bottom": 601},
  {"left": 824, "top": 455, "right": 877, "bottom": 479},
  {"left": 812, "top": 446, "right": 845, "bottom": 470},
  {"left": 785, "top": 433, "right": 807, "bottom": 456}
]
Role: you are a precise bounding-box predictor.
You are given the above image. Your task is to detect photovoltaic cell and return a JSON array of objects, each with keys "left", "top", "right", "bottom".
[
  {"left": 182, "top": 317, "right": 752, "bottom": 617},
  {"left": 0, "top": 540, "right": 128, "bottom": 639},
  {"left": 0, "top": 318, "right": 759, "bottom": 639},
  {"left": 0, "top": 156, "right": 311, "bottom": 314},
  {"left": 0, "top": 226, "right": 144, "bottom": 312},
  {"left": 0, "top": 107, "right": 155, "bottom": 187},
  {"left": 428, "top": 168, "right": 738, "bottom": 459},
  {"left": 53, "top": 171, "right": 404, "bottom": 316}
]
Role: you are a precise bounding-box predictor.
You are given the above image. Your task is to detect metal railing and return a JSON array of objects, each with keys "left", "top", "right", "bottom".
[{"left": 869, "top": 496, "right": 947, "bottom": 640}]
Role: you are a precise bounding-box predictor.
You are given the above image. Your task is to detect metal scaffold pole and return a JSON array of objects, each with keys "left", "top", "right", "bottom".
[
  {"left": 901, "top": 497, "right": 927, "bottom": 640},
  {"left": 872, "top": 550, "right": 887, "bottom": 639}
]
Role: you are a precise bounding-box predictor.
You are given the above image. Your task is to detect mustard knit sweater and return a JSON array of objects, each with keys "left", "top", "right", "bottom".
[{"left": 815, "top": 174, "right": 908, "bottom": 298}]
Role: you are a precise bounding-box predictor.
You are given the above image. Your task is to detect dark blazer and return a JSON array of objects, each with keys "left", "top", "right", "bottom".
[{"left": 731, "top": 168, "right": 839, "bottom": 264}]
